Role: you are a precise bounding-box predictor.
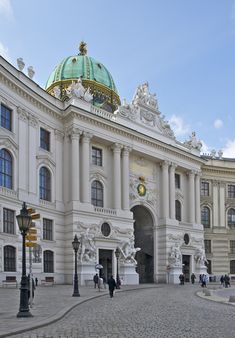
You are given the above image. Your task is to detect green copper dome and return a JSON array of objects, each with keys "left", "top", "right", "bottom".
[{"left": 46, "top": 42, "right": 120, "bottom": 112}]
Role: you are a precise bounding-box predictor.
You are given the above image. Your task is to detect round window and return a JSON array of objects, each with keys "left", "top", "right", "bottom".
[
  {"left": 184, "top": 233, "right": 190, "bottom": 245},
  {"left": 101, "top": 223, "right": 111, "bottom": 237}
]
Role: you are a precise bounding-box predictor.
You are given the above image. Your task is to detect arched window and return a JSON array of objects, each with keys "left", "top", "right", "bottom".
[
  {"left": 4, "top": 245, "right": 16, "bottom": 271},
  {"left": 91, "top": 180, "right": 103, "bottom": 207},
  {"left": 175, "top": 200, "right": 181, "bottom": 221},
  {"left": 39, "top": 167, "right": 51, "bottom": 201},
  {"left": 228, "top": 208, "right": 235, "bottom": 228},
  {"left": 201, "top": 206, "right": 210, "bottom": 228},
  {"left": 230, "top": 260, "right": 235, "bottom": 274},
  {"left": 43, "top": 250, "right": 54, "bottom": 273},
  {"left": 0, "top": 149, "right": 13, "bottom": 189}
]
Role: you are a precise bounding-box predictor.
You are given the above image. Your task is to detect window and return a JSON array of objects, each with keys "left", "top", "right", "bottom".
[
  {"left": 43, "top": 218, "right": 53, "bottom": 241},
  {"left": 201, "top": 206, "right": 210, "bottom": 228},
  {"left": 201, "top": 181, "right": 209, "bottom": 196},
  {"left": 175, "top": 173, "right": 180, "bottom": 189},
  {"left": 39, "top": 167, "right": 51, "bottom": 201},
  {"left": 228, "top": 185, "right": 235, "bottom": 198},
  {"left": 205, "top": 260, "right": 212, "bottom": 274},
  {"left": 0, "top": 104, "right": 12, "bottom": 131},
  {"left": 204, "top": 240, "right": 211, "bottom": 253},
  {"left": 175, "top": 200, "right": 181, "bottom": 221},
  {"left": 92, "top": 147, "right": 102, "bottom": 166},
  {"left": 91, "top": 180, "right": 103, "bottom": 207},
  {"left": 33, "top": 244, "right": 42, "bottom": 263},
  {"left": 230, "top": 241, "right": 235, "bottom": 254},
  {"left": 228, "top": 208, "right": 235, "bottom": 227},
  {"left": 3, "top": 208, "right": 14, "bottom": 234},
  {"left": 0, "top": 149, "right": 13, "bottom": 189},
  {"left": 230, "top": 260, "right": 235, "bottom": 274},
  {"left": 4, "top": 245, "right": 16, "bottom": 271},
  {"left": 43, "top": 250, "right": 54, "bottom": 273},
  {"left": 40, "top": 127, "right": 50, "bottom": 151}
]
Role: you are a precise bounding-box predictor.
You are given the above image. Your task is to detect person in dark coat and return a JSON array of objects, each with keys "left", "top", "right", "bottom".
[
  {"left": 107, "top": 275, "right": 116, "bottom": 298},
  {"left": 93, "top": 273, "right": 99, "bottom": 288},
  {"left": 191, "top": 273, "right": 196, "bottom": 284}
]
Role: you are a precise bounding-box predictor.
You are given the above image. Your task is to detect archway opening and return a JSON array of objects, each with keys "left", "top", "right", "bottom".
[{"left": 131, "top": 205, "right": 154, "bottom": 283}]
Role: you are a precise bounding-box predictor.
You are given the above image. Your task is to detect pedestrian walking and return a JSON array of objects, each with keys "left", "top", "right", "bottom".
[
  {"left": 179, "top": 274, "right": 184, "bottom": 285},
  {"left": 93, "top": 273, "right": 99, "bottom": 288},
  {"left": 220, "top": 275, "right": 224, "bottom": 287},
  {"left": 107, "top": 275, "right": 117, "bottom": 298},
  {"left": 102, "top": 274, "right": 107, "bottom": 289},
  {"left": 191, "top": 273, "right": 196, "bottom": 284},
  {"left": 35, "top": 277, "right": 38, "bottom": 287}
]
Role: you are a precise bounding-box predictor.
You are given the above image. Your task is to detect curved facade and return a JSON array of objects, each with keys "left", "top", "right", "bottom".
[{"left": 0, "top": 52, "right": 234, "bottom": 286}]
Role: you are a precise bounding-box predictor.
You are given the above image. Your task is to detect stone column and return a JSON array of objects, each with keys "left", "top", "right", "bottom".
[
  {"left": 28, "top": 114, "right": 38, "bottom": 195},
  {"left": 161, "top": 161, "right": 170, "bottom": 219},
  {"left": 169, "top": 163, "right": 177, "bottom": 219},
  {"left": 188, "top": 171, "right": 195, "bottom": 224},
  {"left": 219, "top": 182, "right": 225, "bottom": 227},
  {"left": 195, "top": 172, "right": 201, "bottom": 224},
  {"left": 71, "top": 128, "right": 81, "bottom": 202},
  {"left": 112, "top": 143, "right": 122, "bottom": 210},
  {"left": 212, "top": 181, "right": 219, "bottom": 228},
  {"left": 122, "top": 146, "right": 131, "bottom": 210},
  {"left": 55, "top": 130, "right": 64, "bottom": 204},
  {"left": 81, "top": 132, "right": 92, "bottom": 203},
  {"left": 17, "top": 107, "right": 28, "bottom": 193}
]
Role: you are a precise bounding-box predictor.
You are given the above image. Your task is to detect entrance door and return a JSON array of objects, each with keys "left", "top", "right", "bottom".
[
  {"left": 131, "top": 205, "right": 154, "bottom": 283},
  {"left": 182, "top": 255, "right": 190, "bottom": 282},
  {"left": 99, "top": 249, "right": 112, "bottom": 280}
]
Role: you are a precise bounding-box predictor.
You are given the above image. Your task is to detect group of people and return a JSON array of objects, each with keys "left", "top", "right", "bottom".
[
  {"left": 93, "top": 273, "right": 119, "bottom": 298},
  {"left": 199, "top": 274, "right": 209, "bottom": 287},
  {"left": 220, "top": 274, "right": 231, "bottom": 288}
]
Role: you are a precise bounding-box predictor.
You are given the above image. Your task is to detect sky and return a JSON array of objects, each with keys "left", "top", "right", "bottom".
[{"left": 1, "top": 0, "right": 235, "bottom": 157}]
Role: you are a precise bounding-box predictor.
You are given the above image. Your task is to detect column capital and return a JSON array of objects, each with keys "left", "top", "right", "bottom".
[
  {"left": 66, "top": 126, "right": 82, "bottom": 139},
  {"left": 28, "top": 113, "right": 38, "bottom": 128},
  {"left": 111, "top": 143, "right": 123, "bottom": 153},
  {"left": 170, "top": 162, "right": 177, "bottom": 170},
  {"left": 55, "top": 129, "right": 64, "bottom": 142},
  {"left": 161, "top": 160, "right": 170, "bottom": 168},
  {"left": 82, "top": 131, "right": 93, "bottom": 142},
  {"left": 188, "top": 170, "right": 196, "bottom": 177},
  {"left": 17, "top": 106, "right": 28, "bottom": 122},
  {"left": 122, "top": 146, "right": 132, "bottom": 155}
]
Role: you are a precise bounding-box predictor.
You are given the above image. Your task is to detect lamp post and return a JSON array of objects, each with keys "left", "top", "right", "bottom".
[
  {"left": 115, "top": 247, "right": 121, "bottom": 289},
  {"left": 72, "top": 234, "right": 80, "bottom": 297},
  {"left": 16, "top": 202, "right": 33, "bottom": 318}
]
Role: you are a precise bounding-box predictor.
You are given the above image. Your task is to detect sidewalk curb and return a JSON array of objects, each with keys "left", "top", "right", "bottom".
[{"left": 1, "top": 285, "right": 160, "bottom": 337}]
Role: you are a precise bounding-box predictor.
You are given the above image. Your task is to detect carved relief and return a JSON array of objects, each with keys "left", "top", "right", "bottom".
[{"left": 17, "top": 107, "right": 28, "bottom": 122}]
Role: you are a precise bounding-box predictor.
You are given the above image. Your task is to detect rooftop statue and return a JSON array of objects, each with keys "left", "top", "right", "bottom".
[
  {"left": 132, "top": 82, "right": 158, "bottom": 109},
  {"left": 184, "top": 131, "right": 202, "bottom": 151}
]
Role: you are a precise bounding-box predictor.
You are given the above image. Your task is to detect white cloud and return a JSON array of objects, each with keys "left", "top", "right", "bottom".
[
  {"left": 169, "top": 114, "right": 190, "bottom": 137},
  {"left": 213, "top": 118, "right": 223, "bottom": 129},
  {"left": 200, "top": 140, "right": 211, "bottom": 155},
  {"left": 0, "top": 41, "right": 10, "bottom": 60},
  {"left": 222, "top": 139, "right": 235, "bottom": 158},
  {"left": 0, "top": 0, "right": 13, "bottom": 20}
]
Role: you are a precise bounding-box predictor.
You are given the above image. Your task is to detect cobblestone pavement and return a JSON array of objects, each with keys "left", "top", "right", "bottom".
[{"left": 9, "top": 285, "right": 235, "bottom": 338}]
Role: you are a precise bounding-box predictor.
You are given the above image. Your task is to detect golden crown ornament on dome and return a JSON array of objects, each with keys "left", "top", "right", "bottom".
[{"left": 79, "top": 41, "right": 87, "bottom": 55}]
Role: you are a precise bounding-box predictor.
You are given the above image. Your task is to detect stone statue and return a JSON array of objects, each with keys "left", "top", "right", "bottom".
[
  {"left": 169, "top": 243, "right": 182, "bottom": 267},
  {"left": 53, "top": 86, "right": 61, "bottom": 99},
  {"left": 132, "top": 82, "right": 158, "bottom": 109},
  {"left": 194, "top": 248, "right": 207, "bottom": 265},
  {"left": 184, "top": 132, "right": 202, "bottom": 151},
  {"left": 79, "top": 229, "right": 97, "bottom": 262},
  {"left": 66, "top": 78, "right": 85, "bottom": 99},
  {"left": 84, "top": 87, "right": 93, "bottom": 102},
  {"left": 119, "top": 236, "right": 141, "bottom": 264}
]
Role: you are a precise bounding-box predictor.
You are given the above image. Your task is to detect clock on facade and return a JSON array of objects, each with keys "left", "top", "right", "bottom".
[{"left": 137, "top": 183, "right": 146, "bottom": 196}]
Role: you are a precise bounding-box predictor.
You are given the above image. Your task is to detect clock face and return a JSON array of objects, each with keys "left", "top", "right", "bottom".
[{"left": 137, "top": 183, "right": 146, "bottom": 196}]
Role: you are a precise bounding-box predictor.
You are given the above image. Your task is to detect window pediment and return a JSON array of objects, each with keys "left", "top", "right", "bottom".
[{"left": 0, "top": 135, "right": 18, "bottom": 157}]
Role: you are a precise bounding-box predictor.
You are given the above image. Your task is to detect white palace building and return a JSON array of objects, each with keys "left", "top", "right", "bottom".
[{"left": 1, "top": 42, "right": 235, "bottom": 285}]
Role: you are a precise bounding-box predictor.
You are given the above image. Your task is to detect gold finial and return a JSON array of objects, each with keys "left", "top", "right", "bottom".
[{"left": 79, "top": 41, "right": 87, "bottom": 55}]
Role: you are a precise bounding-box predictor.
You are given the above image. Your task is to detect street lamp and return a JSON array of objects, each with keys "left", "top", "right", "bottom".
[
  {"left": 115, "top": 247, "right": 121, "bottom": 289},
  {"left": 16, "top": 202, "right": 33, "bottom": 318},
  {"left": 72, "top": 234, "right": 80, "bottom": 297}
]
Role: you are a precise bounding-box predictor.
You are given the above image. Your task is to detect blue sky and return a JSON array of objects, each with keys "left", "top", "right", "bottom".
[{"left": 1, "top": 0, "right": 235, "bottom": 157}]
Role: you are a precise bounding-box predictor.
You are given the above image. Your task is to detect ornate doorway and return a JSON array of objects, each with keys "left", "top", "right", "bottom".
[
  {"left": 131, "top": 205, "right": 154, "bottom": 283},
  {"left": 182, "top": 255, "right": 190, "bottom": 282}
]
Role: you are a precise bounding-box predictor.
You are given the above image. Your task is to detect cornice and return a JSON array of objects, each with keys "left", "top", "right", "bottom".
[
  {"left": 202, "top": 166, "right": 235, "bottom": 176},
  {"left": 0, "top": 69, "right": 64, "bottom": 121}
]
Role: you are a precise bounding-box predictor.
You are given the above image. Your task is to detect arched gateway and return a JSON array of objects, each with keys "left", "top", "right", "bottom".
[{"left": 131, "top": 205, "right": 154, "bottom": 283}]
